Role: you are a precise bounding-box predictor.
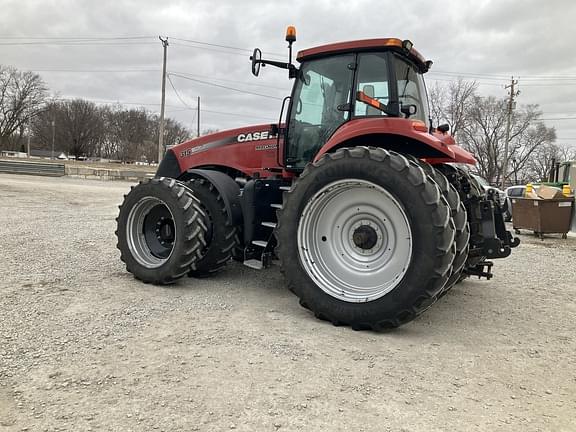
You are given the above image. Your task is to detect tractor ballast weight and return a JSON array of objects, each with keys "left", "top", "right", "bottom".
[{"left": 116, "top": 28, "right": 519, "bottom": 330}]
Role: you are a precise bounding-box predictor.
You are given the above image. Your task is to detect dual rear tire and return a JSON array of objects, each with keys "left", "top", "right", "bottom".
[
  {"left": 116, "top": 177, "right": 238, "bottom": 284},
  {"left": 116, "top": 178, "right": 208, "bottom": 285}
]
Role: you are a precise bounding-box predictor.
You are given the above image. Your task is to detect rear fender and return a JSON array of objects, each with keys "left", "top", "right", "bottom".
[
  {"left": 315, "top": 118, "right": 476, "bottom": 164},
  {"left": 180, "top": 169, "right": 243, "bottom": 226}
]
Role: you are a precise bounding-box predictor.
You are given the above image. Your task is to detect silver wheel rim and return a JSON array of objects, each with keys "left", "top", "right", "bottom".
[
  {"left": 297, "top": 179, "right": 412, "bottom": 302},
  {"left": 126, "top": 196, "right": 176, "bottom": 268}
]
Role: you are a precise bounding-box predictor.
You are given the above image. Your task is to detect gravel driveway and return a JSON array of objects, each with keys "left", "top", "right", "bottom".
[{"left": 1, "top": 174, "right": 575, "bottom": 431}]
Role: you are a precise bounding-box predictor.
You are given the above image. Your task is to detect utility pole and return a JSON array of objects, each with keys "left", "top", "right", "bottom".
[
  {"left": 501, "top": 76, "right": 519, "bottom": 189},
  {"left": 158, "top": 36, "right": 169, "bottom": 164},
  {"left": 197, "top": 96, "right": 200, "bottom": 138},
  {"left": 51, "top": 119, "right": 56, "bottom": 159},
  {"left": 27, "top": 118, "right": 31, "bottom": 158}
]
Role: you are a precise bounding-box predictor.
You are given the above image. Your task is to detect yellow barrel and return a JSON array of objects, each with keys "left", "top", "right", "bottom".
[
  {"left": 525, "top": 183, "right": 533, "bottom": 196},
  {"left": 562, "top": 184, "right": 571, "bottom": 196}
]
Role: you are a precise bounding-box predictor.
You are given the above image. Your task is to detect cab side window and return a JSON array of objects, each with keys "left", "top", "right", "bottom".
[{"left": 354, "top": 53, "right": 390, "bottom": 117}]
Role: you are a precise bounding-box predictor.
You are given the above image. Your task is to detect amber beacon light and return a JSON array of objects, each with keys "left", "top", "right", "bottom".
[{"left": 285, "top": 26, "right": 296, "bottom": 42}]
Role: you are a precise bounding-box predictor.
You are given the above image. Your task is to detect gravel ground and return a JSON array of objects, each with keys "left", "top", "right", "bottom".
[{"left": 1, "top": 173, "right": 575, "bottom": 432}]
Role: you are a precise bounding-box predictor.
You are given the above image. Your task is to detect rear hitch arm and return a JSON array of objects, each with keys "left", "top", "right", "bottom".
[{"left": 470, "top": 196, "right": 520, "bottom": 260}]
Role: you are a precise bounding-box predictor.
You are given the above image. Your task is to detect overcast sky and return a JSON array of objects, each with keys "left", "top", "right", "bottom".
[{"left": 2, "top": 0, "right": 576, "bottom": 148}]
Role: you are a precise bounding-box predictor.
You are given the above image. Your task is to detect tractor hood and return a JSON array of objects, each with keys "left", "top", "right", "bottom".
[
  {"left": 157, "top": 123, "right": 282, "bottom": 179},
  {"left": 172, "top": 124, "right": 278, "bottom": 159}
]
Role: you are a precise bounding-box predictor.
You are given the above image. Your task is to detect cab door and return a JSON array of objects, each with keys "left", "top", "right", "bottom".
[{"left": 285, "top": 54, "right": 355, "bottom": 170}]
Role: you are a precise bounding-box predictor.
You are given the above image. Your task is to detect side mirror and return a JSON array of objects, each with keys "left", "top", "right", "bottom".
[
  {"left": 250, "top": 48, "right": 262, "bottom": 77},
  {"left": 437, "top": 123, "right": 450, "bottom": 133},
  {"left": 401, "top": 104, "right": 417, "bottom": 118}
]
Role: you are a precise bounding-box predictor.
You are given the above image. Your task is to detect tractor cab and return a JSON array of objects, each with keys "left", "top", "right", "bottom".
[{"left": 251, "top": 30, "right": 433, "bottom": 170}]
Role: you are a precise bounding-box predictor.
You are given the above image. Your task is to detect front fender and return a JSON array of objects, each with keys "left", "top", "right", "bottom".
[{"left": 156, "top": 149, "right": 181, "bottom": 178}]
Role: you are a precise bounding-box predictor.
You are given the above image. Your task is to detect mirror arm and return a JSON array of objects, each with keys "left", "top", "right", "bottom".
[
  {"left": 254, "top": 59, "right": 299, "bottom": 79},
  {"left": 258, "top": 59, "right": 289, "bottom": 69}
]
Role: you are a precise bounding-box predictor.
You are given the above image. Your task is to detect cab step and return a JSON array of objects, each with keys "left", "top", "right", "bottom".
[{"left": 243, "top": 259, "right": 264, "bottom": 270}]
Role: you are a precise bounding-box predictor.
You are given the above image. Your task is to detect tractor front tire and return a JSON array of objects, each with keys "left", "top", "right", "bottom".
[
  {"left": 184, "top": 178, "right": 239, "bottom": 277},
  {"left": 116, "top": 177, "right": 207, "bottom": 285},
  {"left": 276, "top": 147, "right": 455, "bottom": 330}
]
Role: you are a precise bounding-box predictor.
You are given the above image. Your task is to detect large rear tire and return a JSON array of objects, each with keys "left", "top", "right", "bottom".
[
  {"left": 276, "top": 147, "right": 455, "bottom": 330},
  {"left": 116, "top": 178, "right": 207, "bottom": 285},
  {"left": 184, "top": 178, "right": 239, "bottom": 277}
]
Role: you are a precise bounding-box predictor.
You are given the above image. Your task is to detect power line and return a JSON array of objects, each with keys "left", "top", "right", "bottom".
[
  {"left": 427, "top": 77, "right": 503, "bottom": 87},
  {"left": 51, "top": 96, "right": 277, "bottom": 122},
  {"left": 168, "top": 72, "right": 284, "bottom": 100},
  {"left": 18, "top": 68, "right": 160, "bottom": 73},
  {"left": 540, "top": 117, "right": 576, "bottom": 121},
  {"left": 0, "top": 35, "right": 154, "bottom": 40},
  {"left": 0, "top": 34, "right": 287, "bottom": 60},
  {"left": 0, "top": 41, "right": 156, "bottom": 46},
  {"left": 172, "top": 106, "right": 277, "bottom": 121},
  {"left": 170, "top": 37, "right": 284, "bottom": 58},
  {"left": 169, "top": 70, "right": 287, "bottom": 90},
  {"left": 171, "top": 42, "right": 253, "bottom": 58},
  {"left": 167, "top": 74, "right": 196, "bottom": 110},
  {"left": 428, "top": 75, "right": 576, "bottom": 87},
  {"left": 12, "top": 66, "right": 288, "bottom": 92},
  {"left": 167, "top": 72, "right": 278, "bottom": 123},
  {"left": 433, "top": 70, "right": 576, "bottom": 80}
]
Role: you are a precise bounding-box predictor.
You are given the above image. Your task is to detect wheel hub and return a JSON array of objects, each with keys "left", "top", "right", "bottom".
[
  {"left": 352, "top": 224, "right": 379, "bottom": 251},
  {"left": 155, "top": 217, "right": 175, "bottom": 245}
]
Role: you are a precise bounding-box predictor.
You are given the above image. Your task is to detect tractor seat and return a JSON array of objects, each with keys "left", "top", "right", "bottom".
[{"left": 363, "top": 85, "right": 381, "bottom": 116}]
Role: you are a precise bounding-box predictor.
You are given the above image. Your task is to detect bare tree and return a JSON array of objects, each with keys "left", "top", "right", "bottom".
[
  {"left": 525, "top": 142, "right": 560, "bottom": 183},
  {"left": 105, "top": 107, "right": 152, "bottom": 162},
  {"left": 428, "top": 78, "right": 478, "bottom": 138},
  {"left": 103, "top": 109, "right": 190, "bottom": 163},
  {"left": 459, "top": 96, "right": 555, "bottom": 185},
  {"left": 507, "top": 116, "right": 556, "bottom": 183},
  {"left": 459, "top": 96, "right": 507, "bottom": 183},
  {"left": 32, "top": 99, "right": 105, "bottom": 158},
  {"left": 0, "top": 65, "right": 48, "bottom": 151},
  {"left": 556, "top": 143, "right": 576, "bottom": 162}
]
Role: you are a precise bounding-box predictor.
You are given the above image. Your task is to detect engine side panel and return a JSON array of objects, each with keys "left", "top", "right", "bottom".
[{"left": 159, "top": 124, "right": 283, "bottom": 179}]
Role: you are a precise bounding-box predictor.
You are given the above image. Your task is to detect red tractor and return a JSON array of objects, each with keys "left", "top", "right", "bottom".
[{"left": 116, "top": 27, "right": 519, "bottom": 330}]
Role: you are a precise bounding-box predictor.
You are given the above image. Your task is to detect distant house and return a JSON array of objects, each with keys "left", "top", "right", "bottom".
[
  {"left": 29, "top": 149, "right": 67, "bottom": 159},
  {"left": 0, "top": 150, "right": 27, "bottom": 158}
]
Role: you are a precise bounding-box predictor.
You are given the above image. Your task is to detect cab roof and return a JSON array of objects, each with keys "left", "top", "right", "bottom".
[{"left": 296, "top": 38, "right": 430, "bottom": 72}]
